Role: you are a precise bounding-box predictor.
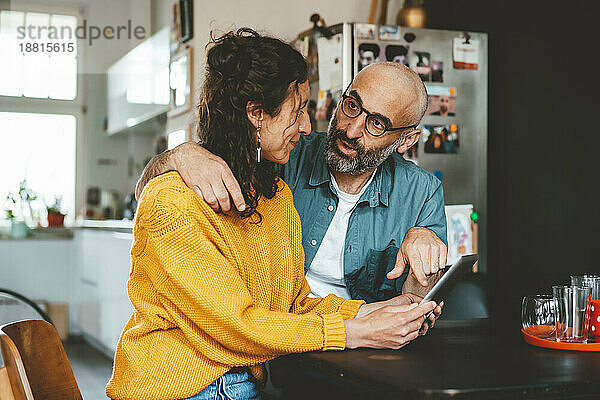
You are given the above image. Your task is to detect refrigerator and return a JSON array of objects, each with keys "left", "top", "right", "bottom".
[{"left": 298, "top": 23, "right": 488, "bottom": 272}]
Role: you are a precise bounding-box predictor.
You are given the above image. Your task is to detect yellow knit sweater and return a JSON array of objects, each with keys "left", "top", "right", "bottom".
[{"left": 106, "top": 172, "right": 364, "bottom": 400}]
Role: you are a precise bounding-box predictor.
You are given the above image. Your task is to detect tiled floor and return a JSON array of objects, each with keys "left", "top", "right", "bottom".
[{"left": 64, "top": 338, "right": 113, "bottom": 400}]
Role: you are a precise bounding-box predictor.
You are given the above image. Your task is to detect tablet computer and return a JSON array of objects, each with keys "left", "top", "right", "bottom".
[{"left": 420, "top": 254, "right": 479, "bottom": 305}]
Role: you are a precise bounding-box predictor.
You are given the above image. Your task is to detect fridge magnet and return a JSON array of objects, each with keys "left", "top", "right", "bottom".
[
  {"left": 431, "top": 61, "right": 443, "bottom": 82},
  {"left": 426, "top": 85, "right": 456, "bottom": 97},
  {"left": 410, "top": 51, "right": 431, "bottom": 81},
  {"left": 445, "top": 204, "right": 475, "bottom": 265},
  {"left": 453, "top": 37, "right": 479, "bottom": 70},
  {"left": 385, "top": 45, "right": 409, "bottom": 66},
  {"left": 355, "top": 23, "right": 377, "bottom": 40},
  {"left": 403, "top": 141, "right": 419, "bottom": 164},
  {"left": 315, "top": 88, "right": 341, "bottom": 121},
  {"left": 358, "top": 43, "right": 382, "bottom": 71},
  {"left": 379, "top": 25, "right": 402, "bottom": 41},
  {"left": 422, "top": 124, "right": 459, "bottom": 154},
  {"left": 426, "top": 94, "right": 456, "bottom": 116}
]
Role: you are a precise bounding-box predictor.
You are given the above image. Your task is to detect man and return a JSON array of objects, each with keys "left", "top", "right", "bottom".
[
  {"left": 431, "top": 95, "right": 455, "bottom": 116},
  {"left": 136, "top": 62, "right": 447, "bottom": 303},
  {"left": 357, "top": 43, "right": 380, "bottom": 71},
  {"left": 385, "top": 44, "right": 409, "bottom": 66}
]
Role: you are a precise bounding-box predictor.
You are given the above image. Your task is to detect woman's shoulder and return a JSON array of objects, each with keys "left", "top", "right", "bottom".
[
  {"left": 135, "top": 171, "right": 205, "bottom": 232},
  {"left": 136, "top": 172, "right": 297, "bottom": 232},
  {"left": 138, "top": 171, "right": 191, "bottom": 207},
  {"left": 250, "top": 179, "right": 295, "bottom": 218},
  {"left": 274, "top": 179, "right": 294, "bottom": 205},
  {"left": 258, "top": 179, "right": 298, "bottom": 221}
]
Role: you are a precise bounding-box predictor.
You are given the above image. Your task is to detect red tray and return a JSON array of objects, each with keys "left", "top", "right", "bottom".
[{"left": 522, "top": 328, "right": 600, "bottom": 351}]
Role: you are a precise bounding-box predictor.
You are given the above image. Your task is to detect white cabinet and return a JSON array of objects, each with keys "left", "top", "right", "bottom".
[
  {"left": 76, "top": 230, "right": 134, "bottom": 356},
  {"left": 0, "top": 238, "right": 77, "bottom": 332},
  {"left": 100, "top": 231, "right": 135, "bottom": 352},
  {"left": 107, "top": 27, "right": 170, "bottom": 135}
]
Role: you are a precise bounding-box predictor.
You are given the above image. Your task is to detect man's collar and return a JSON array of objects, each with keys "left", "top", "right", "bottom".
[
  {"left": 308, "top": 137, "right": 331, "bottom": 186},
  {"left": 368, "top": 161, "right": 391, "bottom": 207},
  {"left": 308, "top": 134, "right": 393, "bottom": 207}
]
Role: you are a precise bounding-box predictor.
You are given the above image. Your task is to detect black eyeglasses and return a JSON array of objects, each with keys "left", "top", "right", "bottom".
[{"left": 339, "top": 86, "right": 418, "bottom": 137}]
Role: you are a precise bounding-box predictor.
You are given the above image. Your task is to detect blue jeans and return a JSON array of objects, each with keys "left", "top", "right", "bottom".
[{"left": 183, "top": 369, "right": 260, "bottom": 400}]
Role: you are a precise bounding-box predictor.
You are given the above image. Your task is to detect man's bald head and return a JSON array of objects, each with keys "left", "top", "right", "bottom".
[{"left": 353, "top": 62, "right": 428, "bottom": 127}]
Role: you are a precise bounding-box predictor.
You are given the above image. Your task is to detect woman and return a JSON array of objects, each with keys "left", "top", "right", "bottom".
[{"left": 106, "top": 28, "right": 438, "bottom": 400}]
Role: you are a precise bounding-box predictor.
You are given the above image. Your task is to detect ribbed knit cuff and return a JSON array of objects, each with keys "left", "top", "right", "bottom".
[
  {"left": 321, "top": 313, "right": 346, "bottom": 351},
  {"left": 338, "top": 299, "right": 365, "bottom": 319}
]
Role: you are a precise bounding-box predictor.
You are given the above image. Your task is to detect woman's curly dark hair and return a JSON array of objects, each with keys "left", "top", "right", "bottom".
[{"left": 197, "top": 28, "right": 308, "bottom": 221}]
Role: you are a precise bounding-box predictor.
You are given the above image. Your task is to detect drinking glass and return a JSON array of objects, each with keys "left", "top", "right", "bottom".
[
  {"left": 521, "top": 294, "right": 556, "bottom": 339},
  {"left": 552, "top": 285, "right": 591, "bottom": 343},
  {"left": 571, "top": 275, "right": 600, "bottom": 298},
  {"left": 571, "top": 275, "right": 600, "bottom": 342}
]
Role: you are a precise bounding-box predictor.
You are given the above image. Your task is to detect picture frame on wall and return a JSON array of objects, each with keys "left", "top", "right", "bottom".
[
  {"left": 170, "top": 1, "right": 181, "bottom": 54},
  {"left": 168, "top": 47, "right": 193, "bottom": 117},
  {"left": 179, "top": 0, "right": 193, "bottom": 43}
]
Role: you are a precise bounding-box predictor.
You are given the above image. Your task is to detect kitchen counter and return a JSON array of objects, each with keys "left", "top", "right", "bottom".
[
  {"left": 0, "top": 219, "right": 134, "bottom": 240},
  {"left": 0, "top": 226, "right": 74, "bottom": 240},
  {"left": 72, "top": 218, "right": 133, "bottom": 233}
]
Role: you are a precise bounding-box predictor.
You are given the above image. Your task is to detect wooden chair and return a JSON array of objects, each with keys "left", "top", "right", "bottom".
[{"left": 0, "top": 320, "right": 82, "bottom": 400}]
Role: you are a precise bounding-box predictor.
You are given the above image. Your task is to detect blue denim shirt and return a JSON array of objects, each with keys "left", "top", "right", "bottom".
[{"left": 280, "top": 132, "right": 447, "bottom": 303}]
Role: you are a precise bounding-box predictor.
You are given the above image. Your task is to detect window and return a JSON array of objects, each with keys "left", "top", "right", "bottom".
[
  {"left": 0, "top": 10, "right": 78, "bottom": 100},
  {"left": 0, "top": 112, "right": 76, "bottom": 224},
  {"left": 1, "top": 6, "right": 80, "bottom": 225}
]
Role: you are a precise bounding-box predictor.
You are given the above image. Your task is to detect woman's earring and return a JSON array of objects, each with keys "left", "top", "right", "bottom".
[{"left": 256, "top": 121, "right": 262, "bottom": 163}]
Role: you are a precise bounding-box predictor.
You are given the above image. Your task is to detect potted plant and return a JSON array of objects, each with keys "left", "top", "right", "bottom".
[
  {"left": 18, "top": 179, "right": 37, "bottom": 221},
  {"left": 46, "top": 197, "right": 66, "bottom": 227},
  {"left": 5, "top": 209, "right": 16, "bottom": 221},
  {"left": 4, "top": 193, "right": 30, "bottom": 239},
  {"left": 4, "top": 208, "right": 16, "bottom": 236}
]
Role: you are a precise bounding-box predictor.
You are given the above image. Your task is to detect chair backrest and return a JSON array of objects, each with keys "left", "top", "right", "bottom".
[
  {"left": 0, "top": 332, "right": 32, "bottom": 400},
  {"left": 0, "top": 320, "right": 82, "bottom": 400},
  {"left": 1, "top": 365, "right": 17, "bottom": 400}
]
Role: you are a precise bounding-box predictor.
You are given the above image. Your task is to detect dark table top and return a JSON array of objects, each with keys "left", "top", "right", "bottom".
[{"left": 274, "top": 319, "right": 600, "bottom": 399}]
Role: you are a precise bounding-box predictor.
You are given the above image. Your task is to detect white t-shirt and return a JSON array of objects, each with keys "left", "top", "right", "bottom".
[{"left": 305, "top": 172, "right": 376, "bottom": 299}]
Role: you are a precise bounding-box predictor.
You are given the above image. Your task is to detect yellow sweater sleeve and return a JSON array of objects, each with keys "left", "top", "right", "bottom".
[
  {"left": 136, "top": 184, "right": 349, "bottom": 367},
  {"left": 290, "top": 276, "right": 364, "bottom": 320}
]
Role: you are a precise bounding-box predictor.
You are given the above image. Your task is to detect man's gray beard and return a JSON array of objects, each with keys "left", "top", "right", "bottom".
[{"left": 325, "top": 116, "right": 404, "bottom": 176}]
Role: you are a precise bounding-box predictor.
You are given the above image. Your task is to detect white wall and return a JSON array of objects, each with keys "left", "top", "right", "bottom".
[{"left": 151, "top": 0, "right": 171, "bottom": 35}]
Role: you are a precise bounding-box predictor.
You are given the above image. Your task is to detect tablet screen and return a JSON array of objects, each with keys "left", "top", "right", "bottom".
[{"left": 420, "top": 254, "right": 479, "bottom": 304}]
